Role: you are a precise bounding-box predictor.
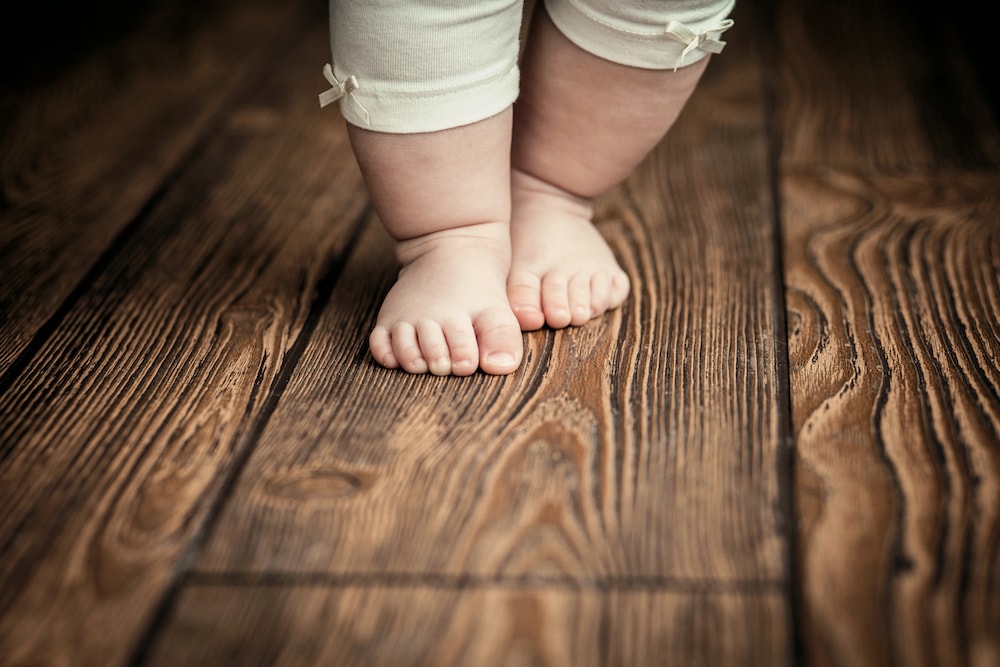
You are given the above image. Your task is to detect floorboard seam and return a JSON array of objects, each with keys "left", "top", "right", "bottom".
[
  {"left": 125, "top": 201, "right": 371, "bottom": 667},
  {"left": 752, "top": 0, "right": 803, "bottom": 665},
  {"left": 0, "top": 28, "right": 310, "bottom": 408},
  {"left": 184, "top": 571, "right": 788, "bottom": 595},
  {"left": 0, "top": 153, "right": 192, "bottom": 407}
]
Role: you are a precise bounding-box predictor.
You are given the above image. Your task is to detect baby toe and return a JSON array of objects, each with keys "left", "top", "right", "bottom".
[
  {"left": 507, "top": 270, "right": 545, "bottom": 331},
  {"left": 568, "top": 273, "right": 593, "bottom": 326},
  {"left": 391, "top": 321, "right": 429, "bottom": 374},
  {"left": 540, "top": 273, "right": 572, "bottom": 329},
  {"left": 475, "top": 307, "right": 523, "bottom": 375},
  {"left": 442, "top": 318, "right": 480, "bottom": 376},
  {"left": 416, "top": 319, "right": 451, "bottom": 376},
  {"left": 610, "top": 271, "right": 631, "bottom": 307},
  {"left": 369, "top": 325, "right": 399, "bottom": 369},
  {"left": 589, "top": 272, "right": 613, "bottom": 316}
]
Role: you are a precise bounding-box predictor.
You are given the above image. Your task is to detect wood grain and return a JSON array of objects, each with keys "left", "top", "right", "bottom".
[
  {"left": 195, "top": 2, "right": 787, "bottom": 591},
  {"left": 770, "top": 0, "right": 1000, "bottom": 663},
  {"left": 0, "top": 30, "right": 368, "bottom": 666},
  {"left": 0, "top": 0, "right": 314, "bottom": 377},
  {"left": 784, "top": 167, "right": 1000, "bottom": 667},
  {"left": 5, "top": 0, "right": 999, "bottom": 665},
  {"left": 763, "top": 0, "right": 1000, "bottom": 168},
  {"left": 146, "top": 583, "right": 789, "bottom": 667}
]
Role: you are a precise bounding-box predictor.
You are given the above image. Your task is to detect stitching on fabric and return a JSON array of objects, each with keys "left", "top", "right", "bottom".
[
  {"left": 347, "top": 62, "right": 520, "bottom": 102},
  {"left": 556, "top": 0, "right": 733, "bottom": 42}
]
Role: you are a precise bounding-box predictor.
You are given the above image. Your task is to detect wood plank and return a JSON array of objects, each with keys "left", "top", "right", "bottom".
[
  {"left": 763, "top": 0, "right": 1000, "bottom": 168},
  {"left": 784, "top": 167, "right": 1000, "bottom": 667},
  {"left": 145, "top": 583, "right": 789, "bottom": 667},
  {"left": 0, "top": 30, "right": 369, "bottom": 667},
  {"left": 771, "top": 0, "right": 1000, "bottom": 663},
  {"left": 0, "top": 0, "right": 314, "bottom": 377},
  {"left": 196, "top": 2, "right": 787, "bottom": 586}
]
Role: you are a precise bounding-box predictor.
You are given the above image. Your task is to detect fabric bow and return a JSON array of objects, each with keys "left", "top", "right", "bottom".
[
  {"left": 665, "top": 19, "right": 735, "bottom": 69},
  {"left": 318, "top": 63, "right": 370, "bottom": 125}
]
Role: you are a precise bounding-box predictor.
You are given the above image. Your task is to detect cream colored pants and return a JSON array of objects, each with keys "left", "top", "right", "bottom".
[{"left": 323, "top": 0, "right": 735, "bottom": 133}]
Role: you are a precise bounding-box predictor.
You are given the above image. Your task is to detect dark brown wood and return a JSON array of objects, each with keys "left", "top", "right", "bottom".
[
  {"left": 146, "top": 584, "right": 788, "bottom": 667},
  {"left": 0, "top": 27, "right": 368, "bottom": 666},
  {"left": 766, "top": 0, "right": 1000, "bottom": 168},
  {"left": 784, "top": 168, "right": 1000, "bottom": 667},
  {"left": 196, "top": 202, "right": 786, "bottom": 583},
  {"left": 0, "top": 0, "right": 314, "bottom": 377},
  {"left": 187, "top": 4, "right": 788, "bottom": 661},
  {"left": 769, "top": 0, "right": 1000, "bottom": 664},
  {"left": 5, "top": 0, "right": 997, "bottom": 665}
]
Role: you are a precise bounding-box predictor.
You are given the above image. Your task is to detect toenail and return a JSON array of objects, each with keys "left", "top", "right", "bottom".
[
  {"left": 486, "top": 352, "right": 516, "bottom": 367},
  {"left": 453, "top": 359, "right": 474, "bottom": 371}
]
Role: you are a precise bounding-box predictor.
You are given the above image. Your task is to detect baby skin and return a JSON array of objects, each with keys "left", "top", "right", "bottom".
[{"left": 357, "top": 9, "right": 709, "bottom": 375}]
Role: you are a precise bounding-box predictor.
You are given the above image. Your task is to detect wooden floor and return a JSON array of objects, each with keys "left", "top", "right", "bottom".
[{"left": 1, "top": 0, "right": 998, "bottom": 664}]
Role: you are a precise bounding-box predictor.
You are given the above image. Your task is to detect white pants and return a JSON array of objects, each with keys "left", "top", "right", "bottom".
[{"left": 323, "top": 0, "right": 735, "bottom": 133}]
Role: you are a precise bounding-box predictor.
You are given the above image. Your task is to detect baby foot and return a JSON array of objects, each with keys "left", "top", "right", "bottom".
[
  {"left": 507, "top": 169, "right": 630, "bottom": 331},
  {"left": 369, "top": 222, "right": 523, "bottom": 376}
]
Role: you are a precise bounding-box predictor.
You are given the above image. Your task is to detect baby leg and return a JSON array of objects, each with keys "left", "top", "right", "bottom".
[
  {"left": 508, "top": 0, "right": 734, "bottom": 330},
  {"left": 349, "top": 112, "right": 523, "bottom": 376},
  {"left": 326, "top": 0, "right": 525, "bottom": 375}
]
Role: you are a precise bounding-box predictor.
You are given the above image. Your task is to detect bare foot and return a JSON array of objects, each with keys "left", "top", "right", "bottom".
[
  {"left": 507, "top": 169, "right": 630, "bottom": 331},
  {"left": 369, "top": 222, "right": 523, "bottom": 376}
]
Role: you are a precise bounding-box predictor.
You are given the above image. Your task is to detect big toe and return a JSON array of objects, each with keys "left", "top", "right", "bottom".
[
  {"left": 474, "top": 307, "right": 524, "bottom": 375},
  {"left": 507, "top": 270, "right": 546, "bottom": 331}
]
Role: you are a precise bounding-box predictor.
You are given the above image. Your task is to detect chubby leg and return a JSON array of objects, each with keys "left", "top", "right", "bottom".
[
  {"left": 327, "top": 0, "right": 525, "bottom": 374},
  {"left": 351, "top": 109, "right": 523, "bottom": 376},
  {"left": 508, "top": 5, "right": 712, "bottom": 330}
]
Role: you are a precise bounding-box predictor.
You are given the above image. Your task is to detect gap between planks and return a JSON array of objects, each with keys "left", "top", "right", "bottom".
[{"left": 186, "top": 570, "right": 788, "bottom": 594}]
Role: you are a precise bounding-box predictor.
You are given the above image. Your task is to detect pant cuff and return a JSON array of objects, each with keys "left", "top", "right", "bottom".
[{"left": 544, "top": 0, "right": 736, "bottom": 70}]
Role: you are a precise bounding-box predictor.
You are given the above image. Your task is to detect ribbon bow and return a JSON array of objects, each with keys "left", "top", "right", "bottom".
[
  {"left": 665, "top": 19, "right": 734, "bottom": 69},
  {"left": 318, "top": 63, "right": 370, "bottom": 125}
]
